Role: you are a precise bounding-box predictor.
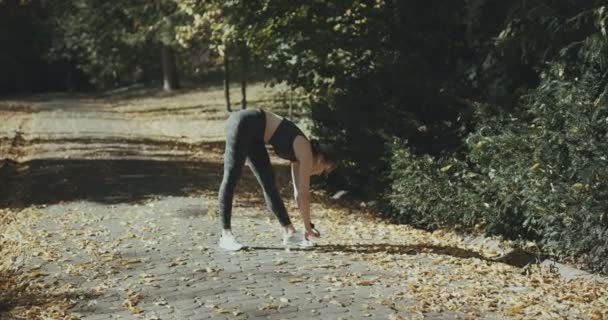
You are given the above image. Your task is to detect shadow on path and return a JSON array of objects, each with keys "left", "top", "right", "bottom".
[
  {"left": 245, "top": 244, "right": 542, "bottom": 268},
  {"left": 0, "top": 158, "right": 225, "bottom": 208},
  {"left": 317, "top": 243, "right": 488, "bottom": 260},
  {"left": 0, "top": 155, "right": 292, "bottom": 210},
  {"left": 245, "top": 243, "right": 487, "bottom": 261}
]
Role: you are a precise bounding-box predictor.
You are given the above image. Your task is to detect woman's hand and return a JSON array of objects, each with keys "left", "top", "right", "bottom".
[{"left": 305, "top": 224, "right": 320, "bottom": 240}]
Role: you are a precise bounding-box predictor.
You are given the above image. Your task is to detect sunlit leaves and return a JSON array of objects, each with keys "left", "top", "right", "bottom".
[{"left": 46, "top": 0, "right": 191, "bottom": 86}]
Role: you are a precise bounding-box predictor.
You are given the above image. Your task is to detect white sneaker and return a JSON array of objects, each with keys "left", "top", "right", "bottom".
[
  {"left": 219, "top": 231, "right": 243, "bottom": 251},
  {"left": 282, "top": 231, "right": 303, "bottom": 246},
  {"left": 299, "top": 237, "right": 316, "bottom": 248},
  {"left": 282, "top": 231, "right": 315, "bottom": 248}
]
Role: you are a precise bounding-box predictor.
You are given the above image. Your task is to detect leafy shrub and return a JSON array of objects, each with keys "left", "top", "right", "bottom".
[
  {"left": 386, "top": 145, "right": 483, "bottom": 230},
  {"left": 518, "top": 65, "right": 608, "bottom": 273},
  {"left": 387, "top": 64, "right": 608, "bottom": 273},
  {"left": 383, "top": 1, "right": 608, "bottom": 274}
]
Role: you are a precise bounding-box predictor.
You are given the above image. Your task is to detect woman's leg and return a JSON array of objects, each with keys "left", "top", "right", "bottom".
[
  {"left": 247, "top": 141, "right": 293, "bottom": 227},
  {"left": 218, "top": 114, "right": 250, "bottom": 230}
]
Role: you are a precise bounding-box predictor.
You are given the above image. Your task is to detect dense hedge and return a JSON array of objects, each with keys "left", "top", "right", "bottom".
[
  {"left": 306, "top": 2, "right": 608, "bottom": 274},
  {"left": 387, "top": 65, "right": 608, "bottom": 273}
]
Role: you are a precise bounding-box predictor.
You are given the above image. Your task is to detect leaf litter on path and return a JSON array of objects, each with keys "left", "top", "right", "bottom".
[{"left": 2, "top": 144, "right": 608, "bottom": 320}]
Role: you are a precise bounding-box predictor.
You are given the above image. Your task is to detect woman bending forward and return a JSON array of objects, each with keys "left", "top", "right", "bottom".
[{"left": 217, "top": 109, "right": 336, "bottom": 251}]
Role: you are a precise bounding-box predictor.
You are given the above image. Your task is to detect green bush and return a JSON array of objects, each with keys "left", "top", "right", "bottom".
[
  {"left": 387, "top": 65, "right": 608, "bottom": 273},
  {"left": 387, "top": 146, "right": 484, "bottom": 230},
  {"left": 519, "top": 66, "right": 608, "bottom": 272},
  {"left": 383, "top": 1, "right": 608, "bottom": 274}
]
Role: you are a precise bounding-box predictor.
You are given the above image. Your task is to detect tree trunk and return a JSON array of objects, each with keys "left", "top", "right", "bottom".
[
  {"left": 240, "top": 44, "right": 249, "bottom": 109},
  {"left": 241, "top": 78, "right": 247, "bottom": 109},
  {"left": 161, "top": 45, "right": 181, "bottom": 91},
  {"left": 223, "top": 47, "right": 231, "bottom": 112}
]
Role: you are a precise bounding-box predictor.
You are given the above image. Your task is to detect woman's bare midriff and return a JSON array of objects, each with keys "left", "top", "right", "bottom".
[{"left": 263, "top": 111, "right": 283, "bottom": 143}]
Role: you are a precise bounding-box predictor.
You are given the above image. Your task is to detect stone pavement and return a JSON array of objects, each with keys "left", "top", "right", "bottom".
[
  {"left": 0, "top": 92, "right": 227, "bottom": 162},
  {"left": 12, "top": 196, "right": 441, "bottom": 320},
  {"left": 0, "top": 85, "right": 304, "bottom": 162}
]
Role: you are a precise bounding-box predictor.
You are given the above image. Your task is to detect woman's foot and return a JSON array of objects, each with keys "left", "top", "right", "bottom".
[
  {"left": 282, "top": 230, "right": 315, "bottom": 248},
  {"left": 282, "top": 230, "right": 304, "bottom": 245},
  {"left": 219, "top": 230, "right": 243, "bottom": 251},
  {"left": 299, "top": 237, "right": 316, "bottom": 248}
]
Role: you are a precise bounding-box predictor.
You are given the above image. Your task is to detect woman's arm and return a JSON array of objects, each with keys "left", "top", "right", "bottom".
[
  {"left": 290, "top": 162, "right": 300, "bottom": 203},
  {"left": 292, "top": 137, "right": 315, "bottom": 235}
]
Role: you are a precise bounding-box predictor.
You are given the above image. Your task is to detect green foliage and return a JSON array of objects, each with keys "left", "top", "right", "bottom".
[
  {"left": 388, "top": 61, "right": 608, "bottom": 274},
  {"left": 46, "top": 0, "right": 193, "bottom": 88},
  {"left": 225, "top": 1, "right": 476, "bottom": 194},
  {"left": 387, "top": 146, "right": 486, "bottom": 230},
  {"left": 0, "top": 0, "right": 76, "bottom": 92},
  {"left": 385, "top": 1, "right": 608, "bottom": 273},
  {"left": 519, "top": 66, "right": 608, "bottom": 272},
  {"left": 471, "top": 1, "right": 608, "bottom": 104}
]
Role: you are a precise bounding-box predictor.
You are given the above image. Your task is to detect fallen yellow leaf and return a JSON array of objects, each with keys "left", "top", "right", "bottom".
[{"left": 130, "top": 307, "right": 142, "bottom": 314}]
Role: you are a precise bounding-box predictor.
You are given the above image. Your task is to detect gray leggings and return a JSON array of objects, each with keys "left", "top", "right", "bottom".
[{"left": 218, "top": 109, "right": 292, "bottom": 229}]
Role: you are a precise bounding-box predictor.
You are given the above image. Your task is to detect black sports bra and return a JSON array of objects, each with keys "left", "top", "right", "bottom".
[{"left": 268, "top": 115, "right": 306, "bottom": 161}]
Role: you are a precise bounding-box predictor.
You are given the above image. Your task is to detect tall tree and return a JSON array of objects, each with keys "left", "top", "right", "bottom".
[
  {"left": 174, "top": 0, "right": 259, "bottom": 110},
  {"left": 47, "top": 0, "right": 186, "bottom": 91},
  {"left": 161, "top": 45, "right": 181, "bottom": 91}
]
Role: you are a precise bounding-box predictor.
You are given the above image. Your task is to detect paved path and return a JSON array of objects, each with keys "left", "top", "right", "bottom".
[
  {"left": 11, "top": 197, "right": 440, "bottom": 320},
  {"left": 0, "top": 92, "right": 227, "bottom": 162},
  {"left": 0, "top": 85, "right": 305, "bottom": 162},
  {"left": 3, "top": 91, "right": 430, "bottom": 319}
]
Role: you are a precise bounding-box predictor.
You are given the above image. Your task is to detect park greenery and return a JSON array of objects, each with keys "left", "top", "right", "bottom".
[{"left": 2, "top": 0, "right": 607, "bottom": 274}]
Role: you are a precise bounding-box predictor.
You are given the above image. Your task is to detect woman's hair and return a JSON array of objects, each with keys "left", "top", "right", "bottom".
[{"left": 310, "top": 139, "right": 337, "bottom": 164}]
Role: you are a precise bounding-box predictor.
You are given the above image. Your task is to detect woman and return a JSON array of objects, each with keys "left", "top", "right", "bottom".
[{"left": 217, "top": 109, "right": 336, "bottom": 251}]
